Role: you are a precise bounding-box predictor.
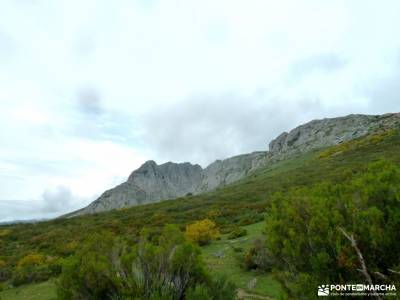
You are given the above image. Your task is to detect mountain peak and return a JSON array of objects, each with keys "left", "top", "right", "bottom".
[{"left": 68, "top": 112, "right": 400, "bottom": 217}]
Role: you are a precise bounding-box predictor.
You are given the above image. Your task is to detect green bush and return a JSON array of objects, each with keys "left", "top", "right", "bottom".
[
  {"left": 56, "top": 232, "right": 120, "bottom": 299},
  {"left": 206, "top": 275, "right": 236, "bottom": 300},
  {"left": 57, "top": 225, "right": 234, "bottom": 299},
  {"left": 265, "top": 160, "right": 400, "bottom": 299},
  {"left": 232, "top": 246, "right": 243, "bottom": 253},
  {"left": 186, "top": 285, "right": 212, "bottom": 300},
  {"left": 185, "top": 276, "right": 236, "bottom": 300},
  {"left": 240, "top": 238, "right": 273, "bottom": 272},
  {"left": 11, "top": 254, "right": 61, "bottom": 286},
  {"left": 227, "top": 226, "right": 247, "bottom": 240},
  {"left": 0, "top": 260, "right": 10, "bottom": 282}
]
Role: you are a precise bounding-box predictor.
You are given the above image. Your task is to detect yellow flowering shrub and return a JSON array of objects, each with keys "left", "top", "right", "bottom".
[
  {"left": 185, "top": 219, "right": 220, "bottom": 245},
  {"left": 0, "top": 229, "right": 11, "bottom": 237},
  {"left": 17, "top": 254, "right": 46, "bottom": 269}
]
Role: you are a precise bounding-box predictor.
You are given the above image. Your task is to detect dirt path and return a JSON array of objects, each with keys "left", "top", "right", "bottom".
[{"left": 237, "top": 288, "right": 275, "bottom": 300}]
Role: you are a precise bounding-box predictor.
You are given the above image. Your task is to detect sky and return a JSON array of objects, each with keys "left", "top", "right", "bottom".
[{"left": 1, "top": 0, "right": 400, "bottom": 222}]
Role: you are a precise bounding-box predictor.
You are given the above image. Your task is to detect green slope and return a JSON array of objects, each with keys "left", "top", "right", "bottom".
[
  {"left": 202, "top": 222, "right": 282, "bottom": 299},
  {"left": 0, "top": 280, "right": 56, "bottom": 300},
  {"left": 1, "top": 129, "right": 400, "bottom": 298}
]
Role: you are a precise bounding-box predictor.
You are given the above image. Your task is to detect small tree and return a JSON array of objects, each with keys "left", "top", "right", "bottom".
[{"left": 185, "top": 219, "right": 220, "bottom": 246}]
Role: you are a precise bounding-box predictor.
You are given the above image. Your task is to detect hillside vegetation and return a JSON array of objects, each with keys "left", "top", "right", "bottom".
[{"left": 1, "top": 129, "right": 400, "bottom": 299}]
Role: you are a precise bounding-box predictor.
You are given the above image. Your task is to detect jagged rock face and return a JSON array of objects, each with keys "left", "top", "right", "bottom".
[
  {"left": 268, "top": 113, "right": 400, "bottom": 161},
  {"left": 69, "top": 113, "right": 399, "bottom": 216},
  {"left": 73, "top": 161, "right": 203, "bottom": 215},
  {"left": 127, "top": 160, "right": 203, "bottom": 200},
  {"left": 198, "top": 152, "right": 267, "bottom": 192}
]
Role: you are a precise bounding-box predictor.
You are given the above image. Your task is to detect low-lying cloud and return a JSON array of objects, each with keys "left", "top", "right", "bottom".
[
  {"left": 0, "top": 186, "right": 91, "bottom": 222},
  {"left": 140, "top": 93, "right": 342, "bottom": 166}
]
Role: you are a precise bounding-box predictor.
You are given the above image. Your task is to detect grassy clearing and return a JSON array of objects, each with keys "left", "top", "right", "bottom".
[
  {"left": 0, "top": 280, "right": 56, "bottom": 300},
  {"left": 202, "top": 222, "right": 282, "bottom": 299}
]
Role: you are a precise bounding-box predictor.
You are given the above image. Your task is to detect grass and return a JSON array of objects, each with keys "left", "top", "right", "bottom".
[
  {"left": 202, "top": 222, "right": 282, "bottom": 299},
  {"left": 0, "top": 280, "right": 56, "bottom": 300}
]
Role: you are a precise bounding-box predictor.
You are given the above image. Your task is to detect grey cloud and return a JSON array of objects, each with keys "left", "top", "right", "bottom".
[
  {"left": 74, "top": 33, "right": 96, "bottom": 57},
  {"left": 0, "top": 186, "right": 92, "bottom": 222},
  {"left": 73, "top": 88, "right": 142, "bottom": 144},
  {"left": 73, "top": 89, "right": 141, "bottom": 145},
  {"left": 140, "top": 93, "right": 335, "bottom": 166},
  {"left": 0, "top": 200, "right": 45, "bottom": 222},
  {"left": 0, "top": 32, "right": 17, "bottom": 59},
  {"left": 290, "top": 54, "right": 347, "bottom": 78},
  {"left": 77, "top": 88, "right": 103, "bottom": 116},
  {"left": 364, "top": 58, "right": 400, "bottom": 114},
  {"left": 2, "top": 158, "right": 83, "bottom": 177},
  {"left": 72, "top": 109, "right": 140, "bottom": 145},
  {"left": 41, "top": 185, "right": 73, "bottom": 213}
]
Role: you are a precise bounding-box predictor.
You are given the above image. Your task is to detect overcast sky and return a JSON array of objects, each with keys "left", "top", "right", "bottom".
[{"left": 1, "top": 0, "right": 399, "bottom": 222}]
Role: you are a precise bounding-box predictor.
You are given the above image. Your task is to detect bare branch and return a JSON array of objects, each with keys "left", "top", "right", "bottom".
[
  {"left": 374, "top": 272, "right": 388, "bottom": 280},
  {"left": 338, "top": 227, "right": 381, "bottom": 300},
  {"left": 388, "top": 269, "right": 400, "bottom": 275}
]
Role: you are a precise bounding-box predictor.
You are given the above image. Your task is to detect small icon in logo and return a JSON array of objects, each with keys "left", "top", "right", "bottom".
[
  {"left": 318, "top": 285, "right": 330, "bottom": 296},
  {"left": 356, "top": 284, "right": 364, "bottom": 291}
]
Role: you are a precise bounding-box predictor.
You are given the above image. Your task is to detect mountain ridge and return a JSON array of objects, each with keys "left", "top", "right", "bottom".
[{"left": 68, "top": 112, "right": 400, "bottom": 217}]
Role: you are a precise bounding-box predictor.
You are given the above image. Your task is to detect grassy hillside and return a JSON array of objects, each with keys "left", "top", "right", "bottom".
[
  {"left": 1, "top": 129, "right": 400, "bottom": 298},
  {"left": 0, "top": 280, "right": 56, "bottom": 300},
  {"left": 202, "top": 222, "right": 282, "bottom": 299}
]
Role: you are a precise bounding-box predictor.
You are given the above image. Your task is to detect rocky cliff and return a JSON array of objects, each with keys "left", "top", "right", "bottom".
[
  {"left": 268, "top": 113, "right": 400, "bottom": 161},
  {"left": 69, "top": 113, "right": 399, "bottom": 216}
]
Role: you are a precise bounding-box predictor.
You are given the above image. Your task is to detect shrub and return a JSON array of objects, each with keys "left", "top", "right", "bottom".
[
  {"left": 0, "top": 259, "right": 10, "bottom": 282},
  {"left": 206, "top": 210, "right": 221, "bottom": 219},
  {"left": 227, "top": 226, "right": 247, "bottom": 240},
  {"left": 238, "top": 213, "right": 264, "bottom": 226},
  {"left": 186, "top": 275, "right": 236, "bottom": 300},
  {"left": 57, "top": 240, "right": 78, "bottom": 256},
  {"left": 57, "top": 225, "right": 218, "bottom": 299},
  {"left": 57, "top": 232, "right": 124, "bottom": 299},
  {"left": 319, "top": 129, "right": 396, "bottom": 159},
  {"left": 185, "top": 219, "right": 220, "bottom": 245},
  {"left": 265, "top": 160, "right": 400, "bottom": 298},
  {"left": 186, "top": 284, "right": 212, "bottom": 300},
  {"left": 206, "top": 275, "right": 236, "bottom": 300},
  {"left": 11, "top": 253, "right": 60, "bottom": 286},
  {"left": 232, "top": 246, "right": 243, "bottom": 253},
  {"left": 0, "top": 229, "right": 11, "bottom": 237},
  {"left": 16, "top": 254, "right": 46, "bottom": 268},
  {"left": 242, "top": 239, "right": 272, "bottom": 272}
]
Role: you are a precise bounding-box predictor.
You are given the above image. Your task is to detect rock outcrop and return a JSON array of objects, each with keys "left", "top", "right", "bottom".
[
  {"left": 68, "top": 113, "right": 399, "bottom": 216},
  {"left": 268, "top": 113, "right": 400, "bottom": 161},
  {"left": 80, "top": 161, "right": 203, "bottom": 214}
]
